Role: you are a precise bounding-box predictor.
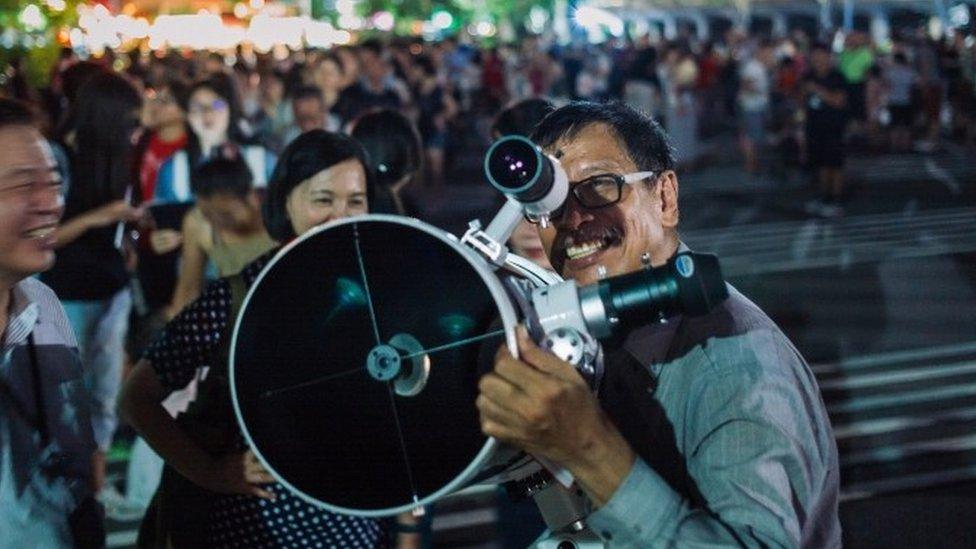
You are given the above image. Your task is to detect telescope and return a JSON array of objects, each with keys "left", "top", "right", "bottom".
[{"left": 229, "top": 136, "right": 728, "bottom": 547}]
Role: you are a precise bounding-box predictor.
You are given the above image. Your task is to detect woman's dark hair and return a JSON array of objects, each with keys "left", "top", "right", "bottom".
[
  {"left": 262, "top": 130, "right": 375, "bottom": 241},
  {"left": 349, "top": 109, "right": 422, "bottom": 188},
  {"left": 67, "top": 72, "right": 142, "bottom": 213},
  {"left": 0, "top": 97, "right": 36, "bottom": 130},
  {"left": 531, "top": 101, "right": 674, "bottom": 174},
  {"left": 191, "top": 154, "right": 254, "bottom": 199},
  {"left": 491, "top": 98, "right": 554, "bottom": 138}
]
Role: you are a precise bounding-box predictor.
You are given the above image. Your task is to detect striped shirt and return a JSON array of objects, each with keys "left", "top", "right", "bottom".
[{"left": 0, "top": 278, "right": 96, "bottom": 547}]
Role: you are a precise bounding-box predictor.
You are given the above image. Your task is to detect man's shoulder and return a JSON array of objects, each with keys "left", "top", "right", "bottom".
[
  {"left": 17, "top": 277, "right": 78, "bottom": 348},
  {"left": 676, "top": 285, "right": 803, "bottom": 377}
]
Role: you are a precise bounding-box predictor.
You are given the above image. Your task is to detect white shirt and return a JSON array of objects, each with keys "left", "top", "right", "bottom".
[{"left": 739, "top": 59, "right": 771, "bottom": 112}]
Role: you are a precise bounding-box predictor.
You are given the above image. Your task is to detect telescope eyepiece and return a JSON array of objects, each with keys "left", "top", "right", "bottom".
[{"left": 485, "top": 135, "right": 552, "bottom": 201}]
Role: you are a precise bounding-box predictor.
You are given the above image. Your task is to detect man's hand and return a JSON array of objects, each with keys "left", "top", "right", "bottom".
[
  {"left": 193, "top": 450, "right": 277, "bottom": 500},
  {"left": 477, "top": 326, "right": 636, "bottom": 506}
]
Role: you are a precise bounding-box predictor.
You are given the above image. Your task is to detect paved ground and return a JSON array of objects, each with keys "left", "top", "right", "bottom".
[{"left": 104, "top": 129, "right": 976, "bottom": 548}]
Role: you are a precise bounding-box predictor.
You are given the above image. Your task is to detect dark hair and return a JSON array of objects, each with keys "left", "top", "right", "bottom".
[
  {"left": 68, "top": 72, "right": 142, "bottom": 213},
  {"left": 350, "top": 109, "right": 423, "bottom": 188},
  {"left": 191, "top": 154, "right": 254, "bottom": 199},
  {"left": 360, "top": 38, "right": 384, "bottom": 58},
  {"left": 531, "top": 101, "right": 674, "bottom": 174},
  {"left": 262, "top": 130, "right": 375, "bottom": 241},
  {"left": 291, "top": 85, "right": 325, "bottom": 105},
  {"left": 60, "top": 61, "right": 106, "bottom": 105},
  {"left": 492, "top": 98, "right": 554, "bottom": 138},
  {"left": 161, "top": 78, "right": 191, "bottom": 113},
  {"left": 414, "top": 54, "right": 436, "bottom": 77},
  {"left": 0, "top": 98, "right": 36, "bottom": 130},
  {"left": 810, "top": 42, "right": 832, "bottom": 54}
]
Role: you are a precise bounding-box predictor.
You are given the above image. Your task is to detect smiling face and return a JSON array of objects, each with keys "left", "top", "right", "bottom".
[
  {"left": 285, "top": 158, "right": 369, "bottom": 236},
  {"left": 0, "top": 125, "right": 64, "bottom": 285},
  {"left": 538, "top": 123, "right": 680, "bottom": 286}
]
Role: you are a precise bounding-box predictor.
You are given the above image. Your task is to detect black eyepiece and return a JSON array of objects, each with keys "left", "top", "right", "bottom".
[
  {"left": 485, "top": 135, "right": 555, "bottom": 203},
  {"left": 594, "top": 252, "right": 729, "bottom": 330}
]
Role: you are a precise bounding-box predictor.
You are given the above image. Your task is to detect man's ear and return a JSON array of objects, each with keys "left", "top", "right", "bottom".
[{"left": 658, "top": 170, "right": 679, "bottom": 228}]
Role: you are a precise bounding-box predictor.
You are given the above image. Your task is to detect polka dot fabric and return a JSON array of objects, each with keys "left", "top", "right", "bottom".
[
  {"left": 210, "top": 488, "right": 389, "bottom": 549},
  {"left": 144, "top": 251, "right": 391, "bottom": 547}
]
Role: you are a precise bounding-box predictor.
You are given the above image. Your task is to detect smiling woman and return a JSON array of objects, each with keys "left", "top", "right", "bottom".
[{"left": 119, "top": 130, "right": 421, "bottom": 548}]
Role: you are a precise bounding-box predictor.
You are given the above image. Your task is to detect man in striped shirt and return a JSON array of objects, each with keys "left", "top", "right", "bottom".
[{"left": 0, "top": 98, "right": 101, "bottom": 547}]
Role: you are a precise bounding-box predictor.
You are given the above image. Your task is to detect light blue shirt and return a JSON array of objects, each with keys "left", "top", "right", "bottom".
[{"left": 586, "top": 286, "right": 841, "bottom": 547}]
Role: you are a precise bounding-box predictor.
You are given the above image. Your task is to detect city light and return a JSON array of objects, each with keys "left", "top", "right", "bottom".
[
  {"left": 432, "top": 10, "right": 453, "bottom": 30},
  {"left": 574, "top": 6, "right": 624, "bottom": 43},
  {"left": 373, "top": 11, "right": 395, "bottom": 32},
  {"left": 45, "top": 0, "right": 67, "bottom": 13},
  {"left": 234, "top": 2, "right": 249, "bottom": 19},
  {"left": 19, "top": 5, "right": 48, "bottom": 32}
]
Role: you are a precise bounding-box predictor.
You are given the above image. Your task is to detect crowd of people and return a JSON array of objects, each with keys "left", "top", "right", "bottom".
[{"left": 1, "top": 19, "right": 974, "bottom": 547}]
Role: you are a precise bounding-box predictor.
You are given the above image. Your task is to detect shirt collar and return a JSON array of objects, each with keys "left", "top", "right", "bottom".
[
  {"left": 619, "top": 240, "right": 690, "bottom": 368},
  {"left": 3, "top": 281, "right": 39, "bottom": 355}
]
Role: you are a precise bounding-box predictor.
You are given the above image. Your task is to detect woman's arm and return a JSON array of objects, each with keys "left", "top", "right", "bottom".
[
  {"left": 119, "top": 360, "right": 275, "bottom": 499},
  {"left": 167, "top": 210, "right": 209, "bottom": 319},
  {"left": 52, "top": 200, "right": 143, "bottom": 249}
]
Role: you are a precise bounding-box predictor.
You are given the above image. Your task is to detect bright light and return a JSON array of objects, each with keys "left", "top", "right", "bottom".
[
  {"left": 336, "top": 0, "right": 356, "bottom": 15},
  {"left": 574, "top": 6, "right": 624, "bottom": 42},
  {"left": 46, "top": 0, "right": 67, "bottom": 13},
  {"left": 476, "top": 21, "right": 495, "bottom": 37},
  {"left": 150, "top": 14, "right": 244, "bottom": 51},
  {"left": 305, "top": 20, "right": 337, "bottom": 49},
  {"left": 69, "top": 27, "right": 84, "bottom": 47},
  {"left": 373, "top": 11, "right": 394, "bottom": 32},
  {"left": 19, "top": 5, "right": 47, "bottom": 31},
  {"left": 338, "top": 13, "right": 363, "bottom": 30},
  {"left": 234, "top": 2, "right": 249, "bottom": 19},
  {"left": 334, "top": 30, "right": 352, "bottom": 45},
  {"left": 432, "top": 11, "right": 453, "bottom": 30},
  {"left": 248, "top": 15, "right": 306, "bottom": 52},
  {"left": 249, "top": 0, "right": 265, "bottom": 10},
  {"left": 528, "top": 6, "right": 548, "bottom": 34}
]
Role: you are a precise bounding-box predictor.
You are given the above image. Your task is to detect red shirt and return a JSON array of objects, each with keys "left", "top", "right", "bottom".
[{"left": 139, "top": 131, "right": 187, "bottom": 202}]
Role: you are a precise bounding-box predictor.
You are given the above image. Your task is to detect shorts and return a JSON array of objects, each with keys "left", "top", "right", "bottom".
[
  {"left": 889, "top": 104, "right": 913, "bottom": 128},
  {"left": 806, "top": 127, "right": 846, "bottom": 169},
  {"left": 739, "top": 110, "right": 767, "bottom": 143}
]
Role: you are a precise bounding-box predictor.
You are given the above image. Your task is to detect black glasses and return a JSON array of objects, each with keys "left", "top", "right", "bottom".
[{"left": 525, "top": 171, "right": 656, "bottom": 224}]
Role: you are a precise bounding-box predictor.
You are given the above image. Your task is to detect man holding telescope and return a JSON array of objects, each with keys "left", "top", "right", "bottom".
[{"left": 478, "top": 102, "right": 841, "bottom": 548}]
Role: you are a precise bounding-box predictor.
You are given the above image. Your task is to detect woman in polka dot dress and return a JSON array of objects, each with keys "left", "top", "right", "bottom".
[{"left": 120, "top": 131, "right": 421, "bottom": 548}]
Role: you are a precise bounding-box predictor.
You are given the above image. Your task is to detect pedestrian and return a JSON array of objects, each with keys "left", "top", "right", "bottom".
[{"left": 802, "top": 43, "right": 849, "bottom": 217}]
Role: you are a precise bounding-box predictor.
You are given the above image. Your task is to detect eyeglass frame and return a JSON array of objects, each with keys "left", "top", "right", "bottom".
[
  {"left": 524, "top": 170, "right": 658, "bottom": 224},
  {"left": 188, "top": 98, "right": 229, "bottom": 116}
]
